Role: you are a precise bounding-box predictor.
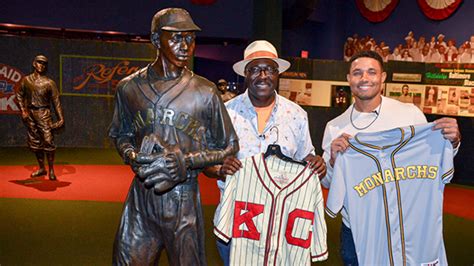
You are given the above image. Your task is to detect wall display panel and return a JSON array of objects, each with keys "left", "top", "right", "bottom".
[
  {"left": 385, "top": 83, "right": 424, "bottom": 109},
  {"left": 424, "top": 63, "right": 474, "bottom": 87},
  {"left": 279, "top": 78, "right": 347, "bottom": 107},
  {"left": 330, "top": 85, "right": 352, "bottom": 109},
  {"left": 279, "top": 79, "right": 314, "bottom": 106},
  {"left": 423, "top": 85, "right": 473, "bottom": 117},
  {"left": 385, "top": 83, "right": 474, "bottom": 117}
]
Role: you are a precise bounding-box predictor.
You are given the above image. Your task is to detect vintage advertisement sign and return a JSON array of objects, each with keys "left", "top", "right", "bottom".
[
  {"left": 424, "top": 63, "right": 474, "bottom": 86},
  {"left": 392, "top": 73, "right": 422, "bottom": 82},
  {"left": 0, "top": 63, "right": 25, "bottom": 114},
  {"left": 60, "top": 55, "right": 151, "bottom": 97}
]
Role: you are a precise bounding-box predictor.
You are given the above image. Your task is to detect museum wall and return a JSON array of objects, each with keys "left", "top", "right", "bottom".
[
  {"left": 2, "top": 1, "right": 474, "bottom": 60},
  {"left": 0, "top": 0, "right": 253, "bottom": 39},
  {"left": 0, "top": 35, "right": 155, "bottom": 148},
  {"left": 282, "top": 0, "right": 474, "bottom": 59}
]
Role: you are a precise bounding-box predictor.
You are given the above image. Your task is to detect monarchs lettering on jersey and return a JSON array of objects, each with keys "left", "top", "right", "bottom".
[
  {"left": 353, "top": 165, "right": 439, "bottom": 197},
  {"left": 133, "top": 107, "right": 205, "bottom": 141}
]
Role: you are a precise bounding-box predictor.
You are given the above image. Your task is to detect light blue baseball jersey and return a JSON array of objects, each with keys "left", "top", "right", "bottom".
[{"left": 326, "top": 123, "right": 454, "bottom": 266}]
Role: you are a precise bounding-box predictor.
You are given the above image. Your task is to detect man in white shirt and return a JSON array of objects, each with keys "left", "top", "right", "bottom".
[
  {"left": 321, "top": 50, "right": 461, "bottom": 265},
  {"left": 437, "top": 34, "right": 447, "bottom": 49},
  {"left": 415, "top": 44, "right": 431, "bottom": 62},
  {"left": 458, "top": 45, "right": 472, "bottom": 63},
  {"left": 429, "top": 46, "right": 445, "bottom": 63}
]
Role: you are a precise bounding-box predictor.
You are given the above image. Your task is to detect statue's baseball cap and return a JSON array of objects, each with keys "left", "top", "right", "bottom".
[
  {"left": 151, "top": 8, "right": 201, "bottom": 32},
  {"left": 34, "top": 55, "right": 48, "bottom": 63}
]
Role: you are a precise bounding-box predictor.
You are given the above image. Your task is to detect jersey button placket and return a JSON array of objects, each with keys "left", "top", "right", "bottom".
[
  {"left": 273, "top": 194, "right": 281, "bottom": 238},
  {"left": 271, "top": 194, "right": 281, "bottom": 264}
]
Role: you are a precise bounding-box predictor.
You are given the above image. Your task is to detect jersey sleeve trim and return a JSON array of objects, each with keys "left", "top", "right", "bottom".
[
  {"left": 442, "top": 168, "right": 454, "bottom": 182},
  {"left": 311, "top": 250, "right": 328, "bottom": 261},
  {"left": 325, "top": 206, "right": 339, "bottom": 218},
  {"left": 213, "top": 227, "right": 231, "bottom": 243}
]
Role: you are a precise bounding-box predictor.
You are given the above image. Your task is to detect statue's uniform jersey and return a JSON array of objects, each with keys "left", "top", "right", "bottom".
[
  {"left": 214, "top": 155, "right": 328, "bottom": 265},
  {"left": 109, "top": 66, "right": 238, "bottom": 266},
  {"left": 17, "top": 74, "right": 61, "bottom": 109},
  {"left": 326, "top": 123, "right": 454, "bottom": 266},
  {"left": 16, "top": 74, "right": 64, "bottom": 151},
  {"left": 109, "top": 66, "right": 237, "bottom": 175}
]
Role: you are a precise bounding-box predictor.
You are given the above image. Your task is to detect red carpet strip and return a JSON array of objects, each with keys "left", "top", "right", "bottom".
[
  {"left": 0, "top": 165, "right": 220, "bottom": 205},
  {"left": 0, "top": 165, "right": 472, "bottom": 220}
]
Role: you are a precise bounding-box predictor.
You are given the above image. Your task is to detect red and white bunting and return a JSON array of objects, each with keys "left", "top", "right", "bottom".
[
  {"left": 417, "top": 0, "right": 463, "bottom": 20},
  {"left": 355, "top": 0, "right": 399, "bottom": 23}
]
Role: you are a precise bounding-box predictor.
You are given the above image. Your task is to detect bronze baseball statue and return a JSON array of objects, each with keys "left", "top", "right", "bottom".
[
  {"left": 16, "top": 55, "right": 64, "bottom": 181},
  {"left": 109, "top": 8, "right": 238, "bottom": 265}
]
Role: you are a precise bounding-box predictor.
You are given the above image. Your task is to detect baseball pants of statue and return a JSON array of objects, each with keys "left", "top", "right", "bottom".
[
  {"left": 25, "top": 107, "right": 55, "bottom": 152},
  {"left": 113, "top": 177, "right": 206, "bottom": 266}
]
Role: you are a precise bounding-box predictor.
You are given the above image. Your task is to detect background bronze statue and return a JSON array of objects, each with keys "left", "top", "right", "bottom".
[
  {"left": 108, "top": 8, "right": 238, "bottom": 265},
  {"left": 217, "top": 79, "right": 236, "bottom": 102},
  {"left": 16, "top": 55, "right": 64, "bottom": 181}
]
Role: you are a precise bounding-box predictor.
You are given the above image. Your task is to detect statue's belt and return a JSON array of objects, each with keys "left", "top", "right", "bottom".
[{"left": 28, "top": 105, "right": 49, "bottom": 110}]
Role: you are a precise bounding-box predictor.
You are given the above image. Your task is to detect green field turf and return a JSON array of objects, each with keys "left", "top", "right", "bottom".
[{"left": 1, "top": 198, "right": 473, "bottom": 265}]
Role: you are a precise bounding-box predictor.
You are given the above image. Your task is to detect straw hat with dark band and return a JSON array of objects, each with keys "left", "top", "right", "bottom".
[{"left": 233, "top": 40, "right": 290, "bottom": 77}]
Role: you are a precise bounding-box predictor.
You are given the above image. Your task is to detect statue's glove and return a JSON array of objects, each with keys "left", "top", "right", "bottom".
[{"left": 132, "top": 134, "right": 187, "bottom": 194}]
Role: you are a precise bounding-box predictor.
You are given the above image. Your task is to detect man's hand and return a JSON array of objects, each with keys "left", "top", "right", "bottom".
[
  {"left": 219, "top": 156, "right": 242, "bottom": 176},
  {"left": 330, "top": 133, "right": 352, "bottom": 167},
  {"left": 433, "top": 117, "right": 461, "bottom": 148},
  {"left": 304, "top": 154, "right": 326, "bottom": 178}
]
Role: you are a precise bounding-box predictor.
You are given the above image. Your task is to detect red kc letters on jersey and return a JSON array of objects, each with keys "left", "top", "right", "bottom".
[
  {"left": 233, "top": 201, "right": 264, "bottom": 240},
  {"left": 285, "top": 209, "right": 314, "bottom": 248},
  {"left": 232, "top": 201, "right": 315, "bottom": 248}
]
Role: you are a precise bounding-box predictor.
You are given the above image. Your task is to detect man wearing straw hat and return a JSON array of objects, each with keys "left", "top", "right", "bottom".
[{"left": 205, "top": 40, "right": 327, "bottom": 265}]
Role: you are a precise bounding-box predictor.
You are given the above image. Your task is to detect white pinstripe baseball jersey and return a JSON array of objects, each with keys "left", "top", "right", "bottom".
[
  {"left": 326, "top": 123, "right": 454, "bottom": 266},
  {"left": 214, "top": 154, "right": 327, "bottom": 265}
]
